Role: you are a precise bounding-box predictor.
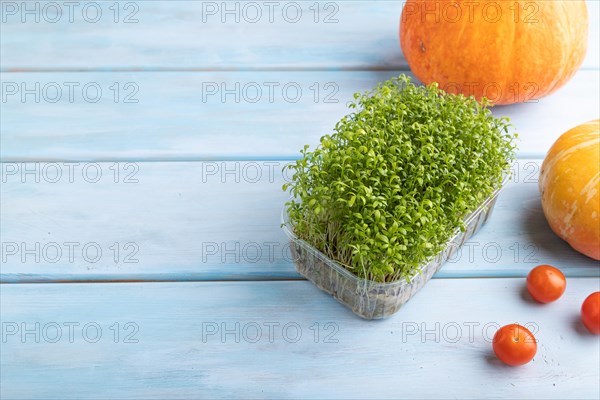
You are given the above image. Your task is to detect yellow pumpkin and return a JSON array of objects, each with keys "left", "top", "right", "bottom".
[
  {"left": 539, "top": 120, "right": 600, "bottom": 260},
  {"left": 400, "top": 0, "right": 589, "bottom": 105}
]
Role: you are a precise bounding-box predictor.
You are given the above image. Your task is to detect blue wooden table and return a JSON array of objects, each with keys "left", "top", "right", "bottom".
[{"left": 1, "top": 1, "right": 599, "bottom": 398}]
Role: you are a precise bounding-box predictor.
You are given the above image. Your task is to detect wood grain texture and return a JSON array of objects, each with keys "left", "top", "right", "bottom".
[
  {"left": 0, "top": 0, "right": 407, "bottom": 71},
  {"left": 1, "top": 278, "right": 599, "bottom": 399},
  {"left": 2, "top": 160, "right": 599, "bottom": 282},
  {"left": 2, "top": 1, "right": 599, "bottom": 397},
  {"left": 1, "top": 70, "right": 598, "bottom": 161},
  {"left": 1, "top": 0, "right": 598, "bottom": 71}
]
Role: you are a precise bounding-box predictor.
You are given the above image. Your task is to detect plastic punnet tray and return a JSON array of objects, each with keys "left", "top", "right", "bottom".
[{"left": 281, "top": 178, "right": 509, "bottom": 319}]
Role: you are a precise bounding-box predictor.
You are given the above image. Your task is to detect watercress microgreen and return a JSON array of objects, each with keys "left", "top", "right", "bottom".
[{"left": 283, "top": 75, "right": 517, "bottom": 283}]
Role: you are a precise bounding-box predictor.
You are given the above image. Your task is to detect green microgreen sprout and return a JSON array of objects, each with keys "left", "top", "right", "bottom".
[{"left": 283, "top": 74, "right": 517, "bottom": 283}]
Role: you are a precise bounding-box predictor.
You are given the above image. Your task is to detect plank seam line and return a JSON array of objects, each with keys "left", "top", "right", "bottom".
[
  {"left": 0, "top": 155, "right": 546, "bottom": 163},
  {"left": 1, "top": 67, "right": 598, "bottom": 73},
  {"left": 2, "top": 276, "right": 599, "bottom": 285},
  {"left": 0, "top": 278, "right": 308, "bottom": 284},
  {"left": 0, "top": 67, "right": 414, "bottom": 73}
]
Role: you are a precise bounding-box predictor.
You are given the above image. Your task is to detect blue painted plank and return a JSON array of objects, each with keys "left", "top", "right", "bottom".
[
  {"left": 0, "top": 0, "right": 407, "bottom": 71},
  {"left": 1, "top": 278, "right": 599, "bottom": 399},
  {"left": 1, "top": 160, "right": 598, "bottom": 282},
  {"left": 1, "top": 70, "right": 598, "bottom": 161},
  {"left": 1, "top": 0, "right": 598, "bottom": 71}
]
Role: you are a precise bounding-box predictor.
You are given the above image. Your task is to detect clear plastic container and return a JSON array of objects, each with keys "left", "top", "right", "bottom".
[{"left": 281, "top": 178, "right": 509, "bottom": 320}]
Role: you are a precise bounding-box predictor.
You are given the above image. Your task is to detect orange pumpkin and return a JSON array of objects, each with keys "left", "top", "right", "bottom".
[
  {"left": 539, "top": 120, "right": 600, "bottom": 260},
  {"left": 399, "top": 0, "right": 589, "bottom": 105}
]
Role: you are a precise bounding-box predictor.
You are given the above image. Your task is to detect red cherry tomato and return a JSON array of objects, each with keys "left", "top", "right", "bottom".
[
  {"left": 526, "top": 265, "right": 566, "bottom": 303},
  {"left": 493, "top": 324, "right": 537, "bottom": 366},
  {"left": 581, "top": 292, "right": 600, "bottom": 334}
]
